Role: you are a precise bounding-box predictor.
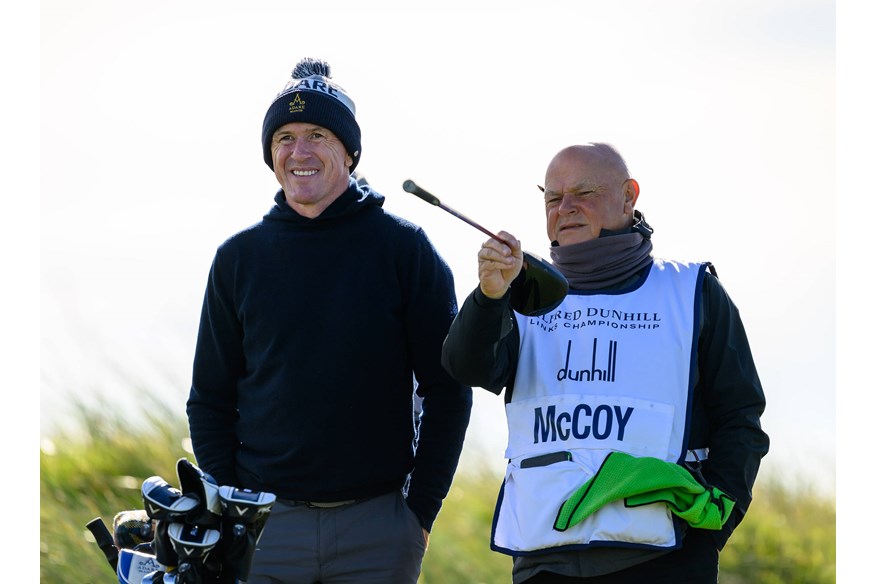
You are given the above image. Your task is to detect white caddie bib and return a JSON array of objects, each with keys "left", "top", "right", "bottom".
[{"left": 491, "top": 259, "right": 707, "bottom": 556}]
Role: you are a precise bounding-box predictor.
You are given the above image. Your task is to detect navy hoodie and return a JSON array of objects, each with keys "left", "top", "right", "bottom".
[{"left": 187, "top": 180, "right": 472, "bottom": 531}]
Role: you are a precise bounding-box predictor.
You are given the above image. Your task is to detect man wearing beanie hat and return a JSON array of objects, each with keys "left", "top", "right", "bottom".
[
  {"left": 260, "top": 57, "right": 362, "bottom": 175},
  {"left": 187, "top": 57, "right": 472, "bottom": 583}
]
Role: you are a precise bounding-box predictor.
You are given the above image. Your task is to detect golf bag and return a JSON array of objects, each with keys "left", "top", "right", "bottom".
[{"left": 86, "top": 458, "right": 276, "bottom": 584}]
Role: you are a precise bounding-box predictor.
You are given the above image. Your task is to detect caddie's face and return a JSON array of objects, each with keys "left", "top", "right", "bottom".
[
  {"left": 271, "top": 122, "right": 353, "bottom": 218},
  {"left": 543, "top": 147, "right": 638, "bottom": 246}
]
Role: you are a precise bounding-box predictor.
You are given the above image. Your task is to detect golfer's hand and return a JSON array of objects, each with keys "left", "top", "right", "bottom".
[{"left": 478, "top": 231, "right": 523, "bottom": 299}]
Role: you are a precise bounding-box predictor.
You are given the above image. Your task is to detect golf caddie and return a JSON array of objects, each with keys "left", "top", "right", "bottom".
[
  {"left": 186, "top": 57, "right": 472, "bottom": 583},
  {"left": 441, "top": 143, "right": 769, "bottom": 583}
]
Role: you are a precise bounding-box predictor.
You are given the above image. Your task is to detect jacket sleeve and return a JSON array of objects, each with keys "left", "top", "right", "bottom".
[
  {"left": 441, "top": 287, "right": 521, "bottom": 397},
  {"left": 402, "top": 232, "right": 473, "bottom": 533},
  {"left": 185, "top": 250, "right": 244, "bottom": 487},
  {"left": 694, "top": 272, "right": 770, "bottom": 549}
]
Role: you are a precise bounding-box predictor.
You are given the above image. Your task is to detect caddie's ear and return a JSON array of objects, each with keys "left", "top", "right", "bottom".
[{"left": 624, "top": 179, "right": 640, "bottom": 214}]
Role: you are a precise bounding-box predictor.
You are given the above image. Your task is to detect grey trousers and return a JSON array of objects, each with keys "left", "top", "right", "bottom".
[{"left": 245, "top": 490, "right": 427, "bottom": 584}]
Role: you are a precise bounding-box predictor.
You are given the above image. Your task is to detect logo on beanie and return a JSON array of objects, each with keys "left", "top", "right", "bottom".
[
  {"left": 289, "top": 78, "right": 342, "bottom": 99},
  {"left": 288, "top": 94, "right": 306, "bottom": 114},
  {"left": 279, "top": 75, "right": 354, "bottom": 115}
]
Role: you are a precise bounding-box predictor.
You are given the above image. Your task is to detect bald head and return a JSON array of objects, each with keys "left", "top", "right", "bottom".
[
  {"left": 542, "top": 143, "right": 640, "bottom": 246},
  {"left": 545, "top": 143, "right": 630, "bottom": 185}
]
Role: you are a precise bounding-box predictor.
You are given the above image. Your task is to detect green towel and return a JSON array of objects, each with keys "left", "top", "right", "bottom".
[{"left": 554, "top": 451, "right": 735, "bottom": 531}]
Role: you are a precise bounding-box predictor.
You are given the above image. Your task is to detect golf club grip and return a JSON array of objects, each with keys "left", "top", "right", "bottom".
[
  {"left": 86, "top": 517, "right": 119, "bottom": 570},
  {"left": 402, "top": 180, "right": 440, "bottom": 206}
]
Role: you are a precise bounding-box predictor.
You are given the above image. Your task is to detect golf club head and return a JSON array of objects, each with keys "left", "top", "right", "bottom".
[{"left": 510, "top": 252, "right": 569, "bottom": 316}]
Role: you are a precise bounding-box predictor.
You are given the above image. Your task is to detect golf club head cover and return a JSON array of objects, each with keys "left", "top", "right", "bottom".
[
  {"left": 151, "top": 568, "right": 186, "bottom": 584},
  {"left": 151, "top": 520, "right": 179, "bottom": 569},
  {"left": 176, "top": 458, "right": 222, "bottom": 527},
  {"left": 160, "top": 563, "right": 224, "bottom": 584},
  {"left": 113, "top": 509, "right": 155, "bottom": 550},
  {"left": 140, "top": 568, "right": 195, "bottom": 584},
  {"left": 167, "top": 523, "right": 222, "bottom": 584},
  {"left": 140, "top": 570, "right": 165, "bottom": 584},
  {"left": 142, "top": 476, "right": 199, "bottom": 522},
  {"left": 218, "top": 486, "right": 277, "bottom": 581},
  {"left": 116, "top": 547, "right": 165, "bottom": 584},
  {"left": 167, "top": 522, "right": 221, "bottom": 561}
]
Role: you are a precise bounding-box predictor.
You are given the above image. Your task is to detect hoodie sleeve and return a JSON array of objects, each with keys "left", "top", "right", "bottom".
[
  {"left": 186, "top": 248, "right": 245, "bottom": 487},
  {"left": 401, "top": 230, "right": 473, "bottom": 532}
]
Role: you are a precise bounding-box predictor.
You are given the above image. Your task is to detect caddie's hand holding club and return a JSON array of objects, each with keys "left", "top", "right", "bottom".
[{"left": 403, "top": 179, "right": 569, "bottom": 316}]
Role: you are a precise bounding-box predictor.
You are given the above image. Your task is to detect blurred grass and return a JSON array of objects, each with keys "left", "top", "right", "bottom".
[{"left": 41, "top": 402, "right": 835, "bottom": 583}]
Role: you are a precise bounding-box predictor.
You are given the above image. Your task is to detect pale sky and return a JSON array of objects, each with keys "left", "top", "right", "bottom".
[
  {"left": 38, "top": 0, "right": 838, "bottom": 485},
  {"left": 34, "top": 0, "right": 848, "bottom": 533}
]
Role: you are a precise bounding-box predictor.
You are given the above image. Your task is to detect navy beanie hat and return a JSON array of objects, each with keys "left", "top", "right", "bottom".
[{"left": 261, "top": 57, "right": 361, "bottom": 172}]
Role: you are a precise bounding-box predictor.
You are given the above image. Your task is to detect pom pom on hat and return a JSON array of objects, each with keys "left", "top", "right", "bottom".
[{"left": 261, "top": 58, "right": 361, "bottom": 172}]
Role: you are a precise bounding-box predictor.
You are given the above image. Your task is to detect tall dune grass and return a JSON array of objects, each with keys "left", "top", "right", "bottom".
[{"left": 40, "top": 401, "right": 834, "bottom": 583}]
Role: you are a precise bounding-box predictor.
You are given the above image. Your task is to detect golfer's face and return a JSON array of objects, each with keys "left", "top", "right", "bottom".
[{"left": 271, "top": 122, "right": 353, "bottom": 218}]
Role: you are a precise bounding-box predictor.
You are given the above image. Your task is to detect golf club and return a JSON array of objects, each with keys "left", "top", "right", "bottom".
[
  {"left": 402, "top": 179, "right": 569, "bottom": 317},
  {"left": 86, "top": 517, "right": 119, "bottom": 571}
]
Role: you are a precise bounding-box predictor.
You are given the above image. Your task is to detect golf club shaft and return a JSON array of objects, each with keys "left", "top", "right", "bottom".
[{"left": 402, "top": 180, "right": 507, "bottom": 244}]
